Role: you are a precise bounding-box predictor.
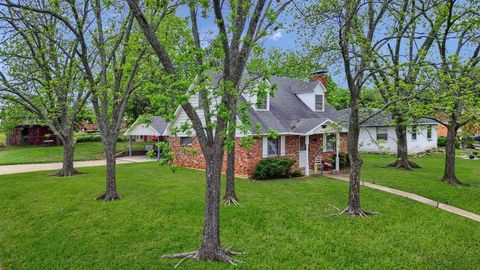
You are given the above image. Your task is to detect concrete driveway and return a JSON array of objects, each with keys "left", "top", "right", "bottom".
[{"left": 0, "top": 156, "right": 155, "bottom": 175}]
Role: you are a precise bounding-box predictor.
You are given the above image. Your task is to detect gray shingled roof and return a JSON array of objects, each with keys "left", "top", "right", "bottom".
[
  {"left": 242, "top": 76, "right": 346, "bottom": 134},
  {"left": 338, "top": 108, "right": 438, "bottom": 127},
  {"left": 197, "top": 72, "right": 346, "bottom": 134},
  {"left": 150, "top": 116, "right": 168, "bottom": 134},
  {"left": 125, "top": 116, "right": 168, "bottom": 136}
]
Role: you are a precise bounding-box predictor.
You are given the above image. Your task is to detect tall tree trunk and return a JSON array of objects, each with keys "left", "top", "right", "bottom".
[
  {"left": 223, "top": 125, "right": 239, "bottom": 205},
  {"left": 197, "top": 150, "right": 225, "bottom": 260},
  {"left": 443, "top": 125, "right": 462, "bottom": 185},
  {"left": 54, "top": 131, "right": 77, "bottom": 176},
  {"left": 97, "top": 137, "right": 121, "bottom": 201},
  {"left": 389, "top": 115, "right": 421, "bottom": 169},
  {"left": 347, "top": 98, "right": 363, "bottom": 215}
]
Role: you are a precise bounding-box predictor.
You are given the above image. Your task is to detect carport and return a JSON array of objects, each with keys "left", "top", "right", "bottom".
[{"left": 123, "top": 116, "right": 168, "bottom": 159}]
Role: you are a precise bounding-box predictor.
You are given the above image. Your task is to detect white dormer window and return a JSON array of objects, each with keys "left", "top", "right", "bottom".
[
  {"left": 255, "top": 97, "right": 268, "bottom": 110},
  {"left": 315, "top": 94, "right": 324, "bottom": 111},
  {"left": 296, "top": 82, "right": 326, "bottom": 111},
  {"left": 242, "top": 88, "right": 269, "bottom": 111}
]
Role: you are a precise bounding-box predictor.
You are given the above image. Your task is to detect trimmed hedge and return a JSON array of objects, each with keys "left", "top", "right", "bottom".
[
  {"left": 76, "top": 134, "right": 125, "bottom": 143},
  {"left": 76, "top": 135, "right": 102, "bottom": 143},
  {"left": 253, "top": 157, "right": 298, "bottom": 180}
]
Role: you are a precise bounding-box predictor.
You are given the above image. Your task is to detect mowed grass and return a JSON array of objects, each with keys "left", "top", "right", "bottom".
[
  {"left": 0, "top": 163, "right": 479, "bottom": 269},
  {"left": 361, "top": 153, "right": 480, "bottom": 214},
  {"left": 0, "top": 141, "right": 148, "bottom": 165}
]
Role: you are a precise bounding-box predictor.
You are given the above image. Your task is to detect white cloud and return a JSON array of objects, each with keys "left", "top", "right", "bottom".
[{"left": 270, "top": 31, "right": 283, "bottom": 41}]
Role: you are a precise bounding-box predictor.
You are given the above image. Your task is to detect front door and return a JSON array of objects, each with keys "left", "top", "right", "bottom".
[{"left": 299, "top": 136, "right": 307, "bottom": 168}]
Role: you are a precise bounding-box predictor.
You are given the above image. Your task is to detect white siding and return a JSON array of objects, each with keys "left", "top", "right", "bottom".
[
  {"left": 408, "top": 125, "right": 437, "bottom": 153},
  {"left": 296, "top": 83, "right": 325, "bottom": 111},
  {"left": 358, "top": 125, "right": 437, "bottom": 154},
  {"left": 170, "top": 93, "right": 248, "bottom": 136}
]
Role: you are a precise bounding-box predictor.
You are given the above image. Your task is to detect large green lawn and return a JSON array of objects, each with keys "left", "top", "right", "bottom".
[
  {"left": 0, "top": 163, "right": 479, "bottom": 269},
  {"left": 0, "top": 141, "right": 148, "bottom": 165},
  {"left": 361, "top": 153, "right": 480, "bottom": 214}
]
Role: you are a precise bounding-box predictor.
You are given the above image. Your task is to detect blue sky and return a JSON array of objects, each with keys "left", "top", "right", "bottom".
[
  {"left": 175, "top": 7, "right": 346, "bottom": 85},
  {"left": 176, "top": 5, "right": 476, "bottom": 90},
  {"left": 176, "top": 6, "right": 298, "bottom": 50}
]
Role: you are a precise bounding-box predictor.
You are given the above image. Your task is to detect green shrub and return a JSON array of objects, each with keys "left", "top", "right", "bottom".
[
  {"left": 325, "top": 157, "right": 335, "bottom": 164},
  {"left": 459, "top": 136, "right": 474, "bottom": 149},
  {"left": 437, "top": 136, "right": 447, "bottom": 147},
  {"left": 437, "top": 136, "right": 462, "bottom": 148},
  {"left": 253, "top": 157, "right": 296, "bottom": 180},
  {"left": 291, "top": 170, "right": 303, "bottom": 177},
  {"left": 325, "top": 153, "right": 350, "bottom": 169},
  {"left": 339, "top": 152, "right": 350, "bottom": 168},
  {"left": 76, "top": 134, "right": 102, "bottom": 143}
]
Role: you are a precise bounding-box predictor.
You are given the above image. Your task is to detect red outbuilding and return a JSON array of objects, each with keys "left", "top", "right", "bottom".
[{"left": 6, "top": 125, "right": 60, "bottom": 146}]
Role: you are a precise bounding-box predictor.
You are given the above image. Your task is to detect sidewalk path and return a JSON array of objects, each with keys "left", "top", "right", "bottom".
[
  {"left": 326, "top": 174, "right": 480, "bottom": 223},
  {"left": 0, "top": 156, "right": 155, "bottom": 175}
]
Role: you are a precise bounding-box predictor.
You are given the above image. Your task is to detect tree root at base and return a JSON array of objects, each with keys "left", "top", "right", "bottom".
[
  {"left": 163, "top": 248, "right": 244, "bottom": 268},
  {"left": 97, "top": 192, "right": 121, "bottom": 201},
  {"left": 442, "top": 176, "right": 467, "bottom": 186},
  {"left": 49, "top": 169, "right": 79, "bottom": 177},
  {"left": 222, "top": 195, "right": 240, "bottom": 206},
  {"left": 330, "top": 207, "right": 380, "bottom": 217},
  {"left": 388, "top": 159, "right": 421, "bottom": 170}
]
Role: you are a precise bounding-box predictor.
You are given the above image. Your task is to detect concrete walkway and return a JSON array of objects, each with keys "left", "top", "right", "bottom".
[
  {"left": 0, "top": 156, "right": 155, "bottom": 175},
  {"left": 326, "top": 174, "right": 480, "bottom": 223}
]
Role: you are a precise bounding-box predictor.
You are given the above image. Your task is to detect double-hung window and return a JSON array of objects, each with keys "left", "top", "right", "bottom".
[
  {"left": 325, "top": 134, "right": 336, "bottom": 151},
  {"left": 180, "top": 137, "right": 194, "bottom": 146},
  {"left": 376, "top": 127, "right": 388, "bottom": 141},
  {"left": 256, "top": 97, "right": 267, "bottom": 110},
  {"left": 315, "top": 95, "right": 324, "bottom": 111},
  {"left": 427, "top": 126, "right": 432, "bottom": 140},
  {"left": 267, "top": 138, "right": 280, "bottom": 156},
  {"left": 411, "top": 126, "right": 417, "bottom": 141}
]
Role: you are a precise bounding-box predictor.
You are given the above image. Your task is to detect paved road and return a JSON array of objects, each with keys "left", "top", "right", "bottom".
[
  {"left": 0, "top": 156, "right": 155, "bottom": 175},
  {"left": 326, "top": 174, "right": 480, "bottom": 223}
]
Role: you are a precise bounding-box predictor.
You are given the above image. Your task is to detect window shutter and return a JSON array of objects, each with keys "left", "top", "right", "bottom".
[
  {"left": 262, "top": 137, "right": 268, "bottom": 158},
  {"left": 280, "top": 136, "right": 286, "bottom": 156}
]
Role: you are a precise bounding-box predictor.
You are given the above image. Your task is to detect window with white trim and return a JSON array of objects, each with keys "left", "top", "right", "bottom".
[
  {"left": 325, "top": 133, "right": 336, "bottom": 151},
  {"left": 427, "top": 125, "right": 432, "bottom": 139},
  {"left": 411, "top": 126, "right": 417, "bottom": 141},
  {"left": 267, "top": 138, "right": 280, "bottom": 156},
  {"left": 376, "top": 127, "right": 388, "bottom": 141},
  {"left": 255, "top": 95, "right": 268, "bottom": 110},
  {"left": 180, "top": 137, "right": 194, "bottom": 146},
  {"left": 315, "top": 95, "right": 324, "bottom": 111}
]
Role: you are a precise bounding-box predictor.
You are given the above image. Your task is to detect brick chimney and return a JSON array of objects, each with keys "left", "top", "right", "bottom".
[{"left": 310, "top": 70, "right": 328, "bottom": 87}]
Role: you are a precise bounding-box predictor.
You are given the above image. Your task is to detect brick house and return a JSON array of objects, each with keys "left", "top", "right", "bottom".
[
  {"left": 162, "top": 71, "right": 349, "bottom": 178},
  {"left": 77, "top": 120, "right": 99, "bottom": 133}
]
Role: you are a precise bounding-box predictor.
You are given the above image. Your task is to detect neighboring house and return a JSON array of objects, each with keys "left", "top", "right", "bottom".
[
  {"left": 163, "top": 71, "right": 348, "bottom": 177},
  {"left": 77, "top": 120, "right": 99, "bottom": 133},
  {"left": 6, "top": 125, "right": 60, "bottom": 146},
  {"left": 357, "top": 112, "right": 438, "bottom": 154},
  {"left": 124, "top": 116, "right": 168, "bottom": 156},
  {"left": 436, "top": 123, "right": 448, "bottom": 137}
]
